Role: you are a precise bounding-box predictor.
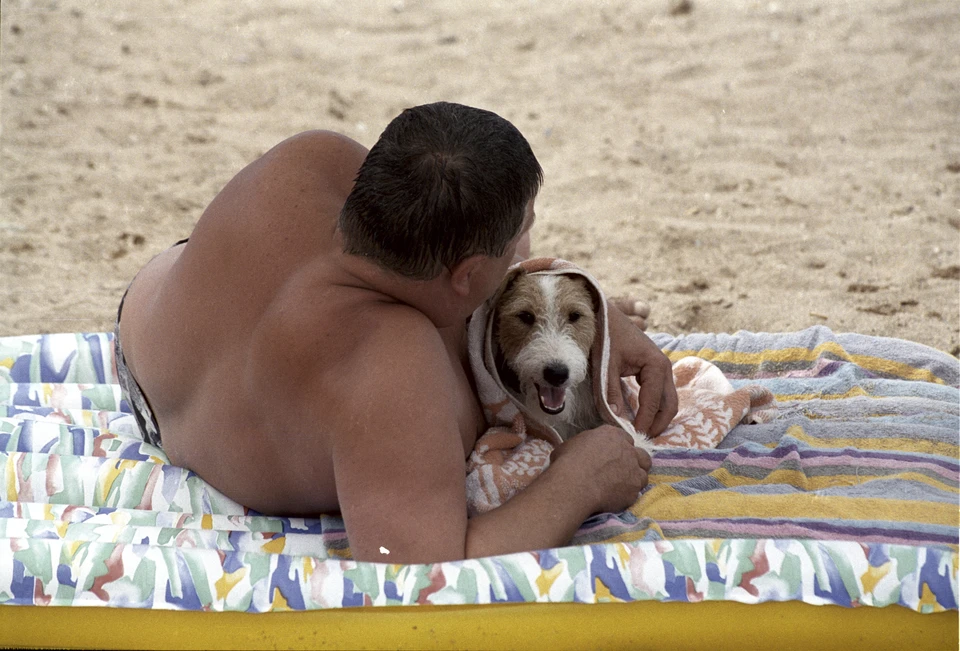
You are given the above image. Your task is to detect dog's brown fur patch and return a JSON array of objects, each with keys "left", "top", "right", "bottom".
[
  {"left": 556, "top": 275, "right": 598, "bottom": 355},
  {"left": 495, "top": 272, "right": 544, "bottom": 361},
  {"left": 494, "top": 272, "right": 598, "bottom": 360}
]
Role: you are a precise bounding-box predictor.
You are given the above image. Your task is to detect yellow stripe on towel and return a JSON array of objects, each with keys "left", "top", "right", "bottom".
[
  {"left": 632, "top": 489, "right": 960, "bottom": 527},
  {"left": 648, "top": 470, "right": 959, "bottom": 494},
  {"left": 727, "top": 466, "right": 952, "bottom": 494},
  {"left": 786, "top": 425, "right": 959, "bottom": 457},
  {"left": 774, "top": 386, "right": 873, "bottom": 402},
  {"left": 665, "top": 342, "right": 946, "bottom": 384}
]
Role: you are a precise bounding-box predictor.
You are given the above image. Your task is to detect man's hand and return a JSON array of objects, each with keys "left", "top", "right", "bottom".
[
  {"left": 466, "top": 423, "right": 650, "bottom": 557},
  {"left": 550, "top": 425, "right": 651, "bottom": 514},
  {"left": 602, "top": 302, "right": 679, "bottom": 437}
]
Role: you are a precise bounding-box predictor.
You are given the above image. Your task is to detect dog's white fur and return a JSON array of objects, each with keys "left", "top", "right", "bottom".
[{"left": 494, "top": 272, "right": 604, "bottom": 440}]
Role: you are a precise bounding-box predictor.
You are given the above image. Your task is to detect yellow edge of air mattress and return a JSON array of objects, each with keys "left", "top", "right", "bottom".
[{"left": 1, "top": 600, "right": 957, "bottom": 651}]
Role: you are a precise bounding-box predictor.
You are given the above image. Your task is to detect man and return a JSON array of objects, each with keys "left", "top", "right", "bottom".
[{"left": 115, "top": 102, "right": 678, "bottom": 563}]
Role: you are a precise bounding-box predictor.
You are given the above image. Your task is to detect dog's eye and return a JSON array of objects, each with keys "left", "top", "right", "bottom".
[
  {"left": 516, "top": 311, "right": 536, "bottom": 325},
  {"left": 569, "top": 311, "right": 582, "bottom": 323}
]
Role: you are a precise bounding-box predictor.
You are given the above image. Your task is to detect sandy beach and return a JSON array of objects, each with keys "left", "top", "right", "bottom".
[{"left": 2, "top": 0, "right": 958, "bottom": 355}]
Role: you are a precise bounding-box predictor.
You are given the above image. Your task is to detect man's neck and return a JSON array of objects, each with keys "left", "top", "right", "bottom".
[{"left": 334, "top": 253, "right": 469, "bottom": 330}]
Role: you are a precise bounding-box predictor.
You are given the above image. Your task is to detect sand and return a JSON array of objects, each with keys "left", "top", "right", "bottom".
[{"left": 2, "top": 0, "right": 958, "bottom": 355}]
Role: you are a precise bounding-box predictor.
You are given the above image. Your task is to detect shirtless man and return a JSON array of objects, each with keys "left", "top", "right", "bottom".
[{"left": 115, "top": 102, "right": 678, "bottom": 563}]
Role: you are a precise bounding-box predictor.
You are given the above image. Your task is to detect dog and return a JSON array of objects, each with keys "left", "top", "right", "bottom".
[{"left": 493, "top": 269, "right": 605, "bottom": 440}]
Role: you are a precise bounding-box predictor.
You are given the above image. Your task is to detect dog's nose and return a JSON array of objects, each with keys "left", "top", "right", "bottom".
[{"left": 542, "top": 363, "right": 569, "bottom": 387}]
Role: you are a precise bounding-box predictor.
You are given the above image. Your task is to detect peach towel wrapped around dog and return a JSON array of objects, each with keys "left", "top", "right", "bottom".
[{"left": 465, "top": 258, "right": 777, "bottom": 516}]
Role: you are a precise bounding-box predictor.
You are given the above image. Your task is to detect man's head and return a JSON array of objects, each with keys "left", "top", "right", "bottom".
[{"left": 339, "top": 102, "right": 543, "bottom": 280}]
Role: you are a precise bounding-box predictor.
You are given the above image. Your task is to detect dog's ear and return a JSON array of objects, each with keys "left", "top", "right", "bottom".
[
  {"left": 494, "top": 347, "right": 522, "bottom": 393},
  {"left": 492, "top": 267, "right": 525, "bottom": 394},
  {"left": 497, "top": 267, "right": 526, "bottom": 299},
  {"left": 492, "top": 266, "right": 525, "bottom": 337},
  {"left": 570, "top": 274, "right": 602, "bottom": 313}
]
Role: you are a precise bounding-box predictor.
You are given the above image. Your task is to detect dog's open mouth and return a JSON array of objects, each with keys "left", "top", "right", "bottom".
[{"left": 536, "top": 384, "right": 566, "bottom": 415}]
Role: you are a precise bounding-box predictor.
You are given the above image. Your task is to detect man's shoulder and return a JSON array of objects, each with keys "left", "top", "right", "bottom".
[
  {"left": 243, "top": 130, "right": 368, "bottom": 206},
  {"left": 265, "top": 130, "right": 368, "bottom": 173},
  {"left": 343, "top": 303, "right": 451, "bottom": 376},
  {"left": 301, "top": 303, "right": 462, "bottom": 436},
  {"left": 272, "top": 298, "right": 448, "bottom": 383}
]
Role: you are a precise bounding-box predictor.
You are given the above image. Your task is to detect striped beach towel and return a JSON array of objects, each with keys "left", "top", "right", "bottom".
[
  {"left": 572, "top": 327, "right": 959, "bottom": 557},
  {"left": 0, "top": 327, "right": 956, "bottom": 614}
]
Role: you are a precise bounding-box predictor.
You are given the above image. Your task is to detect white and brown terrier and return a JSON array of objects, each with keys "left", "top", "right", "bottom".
[{"left": 493, "top": 269, "right": 605, "bottom": 440}]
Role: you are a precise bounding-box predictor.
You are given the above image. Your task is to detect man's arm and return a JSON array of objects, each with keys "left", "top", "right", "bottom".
[
  {"left": 330, "top": 314, "right": 649, "bottom": 563},
  {"left": 465, "top": 425, "right": 649, "bottom": 558}
]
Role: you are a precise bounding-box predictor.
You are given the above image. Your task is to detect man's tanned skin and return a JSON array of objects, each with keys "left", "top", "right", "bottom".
[{"left": 118, "top": 127, "right": 678, "bottom": 563}]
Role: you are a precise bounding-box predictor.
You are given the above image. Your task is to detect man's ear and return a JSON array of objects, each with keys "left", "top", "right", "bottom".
[{"left": 448, "top": 254, "right": 487, "bottom": 297}]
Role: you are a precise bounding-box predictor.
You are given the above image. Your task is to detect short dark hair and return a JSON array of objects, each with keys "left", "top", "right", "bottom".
[{"left": 339, "top": 102, "right": 543, "bottom": 280}]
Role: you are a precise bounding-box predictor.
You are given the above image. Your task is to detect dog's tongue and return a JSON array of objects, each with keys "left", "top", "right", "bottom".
[{"left": 538, "top": 385, "right": 566, "bottom": 413}]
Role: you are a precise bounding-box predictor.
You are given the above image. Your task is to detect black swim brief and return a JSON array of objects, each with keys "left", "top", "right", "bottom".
[{"left": 114, "top": 238, "right": 189, "bottom": 448}]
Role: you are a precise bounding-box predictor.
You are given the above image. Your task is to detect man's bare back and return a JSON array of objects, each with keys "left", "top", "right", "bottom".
[
  {"left": 118, "top": 105, "right": 677, "bottom": 563},
  {"left": 119, "top": 130, "right": 478, "bottom": 508}
]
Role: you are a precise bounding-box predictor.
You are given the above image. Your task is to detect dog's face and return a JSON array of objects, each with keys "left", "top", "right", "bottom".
[{"left": 494, "top": 271, "right": 598, "bottom": 418}]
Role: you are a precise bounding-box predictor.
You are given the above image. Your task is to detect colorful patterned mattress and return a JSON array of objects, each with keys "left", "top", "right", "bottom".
[{"left": 1, "top": 327, "right": 957, "bottom": 649}]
